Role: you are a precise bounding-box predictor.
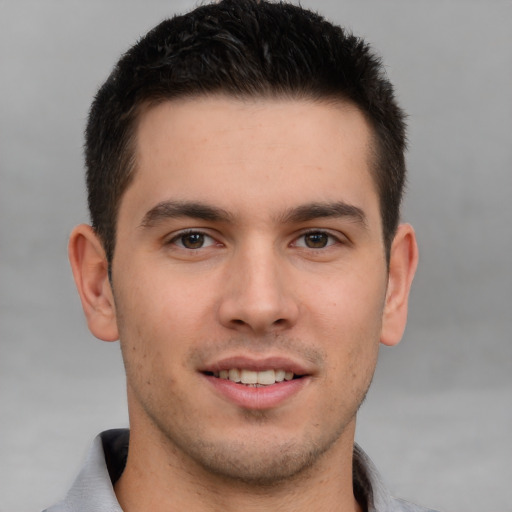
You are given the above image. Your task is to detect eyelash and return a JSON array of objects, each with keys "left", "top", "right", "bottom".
[
  {"left": 293, "top": 229, "right": 343, "bottom": 249},
  {"left": 167, "top": 230, "right": 218, "bottom": 250},
  {"left": 167, "top": 229, "right": 344, "bottom": 250}
]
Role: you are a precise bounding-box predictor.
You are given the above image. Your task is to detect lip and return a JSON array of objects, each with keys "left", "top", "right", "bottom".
[
  {"left": 203, "top": 373, "right": 309, "bottom": 410},
  {"left": 199, "top": 355, "right": 313, "bottom": 410},
  {"left": 200, "top": 355, "right": 313, "bottom": 375}
]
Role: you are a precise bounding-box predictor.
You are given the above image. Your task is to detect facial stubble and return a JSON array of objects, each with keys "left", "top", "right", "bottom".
[{"left": 120, "top": 331, "right": 378, "bottom": 488}]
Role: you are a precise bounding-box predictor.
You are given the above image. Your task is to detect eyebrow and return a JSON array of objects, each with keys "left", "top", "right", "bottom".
[
  {"left": 139, "top": 200, "right": 233, "bottom": 228},
  {"left": 139, "top": 199, "right": 367, "bottom": 229},
  {"left": 277, "top": 201, "right": 368, "bottom": 228}
]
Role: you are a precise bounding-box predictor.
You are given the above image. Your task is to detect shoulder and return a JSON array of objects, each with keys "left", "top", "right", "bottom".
[
  {"left": 42, "top": 430, "right": 127, "bottom": 512},
  {"left": 353, "top": 444, "right": 439, "bottom": 512}
]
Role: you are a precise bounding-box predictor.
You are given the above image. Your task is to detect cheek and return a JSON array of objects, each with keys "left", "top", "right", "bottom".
[
  {"left": 310, "top": 267, "right": 386, "bottom": 371},
  {"left": 314, "top": 271, "right": 386, "bottom": 334},
  {"left": 113, "top": 267, "right": 216, "bottom": 377},
  {"left": 116, "top": 259, "right": 206, "bottom": 325}
]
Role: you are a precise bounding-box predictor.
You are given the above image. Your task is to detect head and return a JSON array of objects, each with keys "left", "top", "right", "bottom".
[
  {"left": 85, "top": 0, "right": 407, "bottom": 266},
  {"left": 70, "top": 0, "right": 418, "bottom": 496}
]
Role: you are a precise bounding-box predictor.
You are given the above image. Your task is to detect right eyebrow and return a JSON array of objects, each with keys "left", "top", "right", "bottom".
[
  {"left": 277, "top": 201, "right": 368, "bottom": 229},
  {"left": 139, "top": 200, "right": 234, "bottom": 228}
]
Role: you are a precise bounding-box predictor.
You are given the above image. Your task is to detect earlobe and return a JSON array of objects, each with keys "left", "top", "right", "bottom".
[
  {"left": 68, "top": 224, "right": 119, "bottom": 342},
  {"left": 380, "top": 223, "right": 419, "bottom": 347}
]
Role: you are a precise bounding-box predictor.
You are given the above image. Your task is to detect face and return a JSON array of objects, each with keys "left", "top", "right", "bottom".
[{"left": 111, "top": 97, "right": 390, "bottom": 483}]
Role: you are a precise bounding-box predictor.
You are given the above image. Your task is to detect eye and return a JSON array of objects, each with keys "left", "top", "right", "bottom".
[
  {"left": 170, "top": 231, "right": 217, "bottom": 250},
  {"left": 295, "top": 231, "right": 338, "bottom": 249}
]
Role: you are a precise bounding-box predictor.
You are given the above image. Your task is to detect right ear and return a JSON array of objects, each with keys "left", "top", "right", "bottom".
[{"left": 68, "top": 224, "right": 119, "bottom": 341}]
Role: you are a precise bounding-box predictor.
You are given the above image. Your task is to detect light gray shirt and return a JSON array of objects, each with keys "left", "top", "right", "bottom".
[{"left": 44, "top": 429, "right": 438, "bottom": 512}]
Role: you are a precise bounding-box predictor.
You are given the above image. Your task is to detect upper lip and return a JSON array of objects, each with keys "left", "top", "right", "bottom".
[{"left": 199, "top": 355, "right": 314, "bottom": 376}]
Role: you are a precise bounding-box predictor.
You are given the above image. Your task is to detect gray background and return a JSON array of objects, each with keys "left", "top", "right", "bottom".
[{"left": 1, "top": 1, "right": 511, "bottom": 511}]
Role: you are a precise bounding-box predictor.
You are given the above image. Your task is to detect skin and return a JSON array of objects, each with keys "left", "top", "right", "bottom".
[{"left": 69, "top": 96, "right": 418, "bottom": 512}]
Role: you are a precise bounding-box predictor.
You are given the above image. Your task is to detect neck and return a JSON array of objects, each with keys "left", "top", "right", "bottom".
[{"left": 115, "top": 424, "right": 362, "bottom": 512}]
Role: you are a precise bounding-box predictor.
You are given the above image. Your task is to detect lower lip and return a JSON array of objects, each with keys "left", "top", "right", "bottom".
[{"left": 203, "top": 374, "right": 309, "bottom": 410}]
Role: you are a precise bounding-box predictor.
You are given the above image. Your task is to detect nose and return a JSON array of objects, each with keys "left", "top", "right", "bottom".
[{"left": 217, "top": 244, "right": 300, "bottom": 335}]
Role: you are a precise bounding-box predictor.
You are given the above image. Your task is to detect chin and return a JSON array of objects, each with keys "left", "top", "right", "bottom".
[
  {"left": 189, "top": 439, "right": 329, "bottom": 485},
  {"left": 161, "top": 416, "right": 351, "bottom": 487}
]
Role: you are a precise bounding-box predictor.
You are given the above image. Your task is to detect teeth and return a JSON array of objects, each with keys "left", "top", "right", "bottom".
[
  {"left": 228, "top": 368, "right": 241, "bottom": 382},
  {"left": 257, "top": 369, "right": 276, "bottom": 385},
  {"left": 216, "top": 368, "right": 296, "bottom": 385},
  {"left": 240, "top": 369, "right": 258, "bottom": 384}
]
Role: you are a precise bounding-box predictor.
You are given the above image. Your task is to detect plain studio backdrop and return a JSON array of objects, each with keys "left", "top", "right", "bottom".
[{"left": 1, "top": 1, "right": 511, "bottom": 511}]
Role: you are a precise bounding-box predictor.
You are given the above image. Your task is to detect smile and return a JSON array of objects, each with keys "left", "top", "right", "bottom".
[
  {"left": 200, "top": 356, "right": 312, "bottom": 408},
  {"left": 211, "top": 368, "right": 296, "bottom": 386}
]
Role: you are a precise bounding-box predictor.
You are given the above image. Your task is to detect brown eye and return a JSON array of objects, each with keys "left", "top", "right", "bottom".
[
  {"left": 181, "top": 233, "right": 205, "bottom": 249},
  {"left": 171, "top": 231, "right": 216, "bottom": 249},
  {"left": 303, "top": 232, "right": 330, "bottom": 248}
]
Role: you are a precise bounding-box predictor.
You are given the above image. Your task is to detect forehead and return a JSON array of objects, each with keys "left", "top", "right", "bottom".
[{"left": 124, "top": 96, "right": 379, "bottom": 225}]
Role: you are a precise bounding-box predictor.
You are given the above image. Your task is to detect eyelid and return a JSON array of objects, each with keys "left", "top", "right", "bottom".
[
  {"left": 167, "top": 229, "right": 219, "bottom": 249},
  {"left": 292, "top": 229, "right": 347, "bottom": 248}
]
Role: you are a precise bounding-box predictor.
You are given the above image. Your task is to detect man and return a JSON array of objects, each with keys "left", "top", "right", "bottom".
[{"left": 46, "top": 1, "right": 435, "bottom": 511}]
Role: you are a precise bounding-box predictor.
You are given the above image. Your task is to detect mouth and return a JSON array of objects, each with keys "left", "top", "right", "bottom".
[
  {"left": 204, "top": 368, "right": 303, "bottom": 387},
  {"left": 200, "top": 358, "right": 311, "bottom": 409}
]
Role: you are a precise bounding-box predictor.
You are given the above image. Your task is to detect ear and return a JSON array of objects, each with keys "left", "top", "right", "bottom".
[
  {"left": 68, "top": 224, "right": 119, "bottom": 342},
  {"left": 380, "top": 223, "right": 419, "bottom": 347}
]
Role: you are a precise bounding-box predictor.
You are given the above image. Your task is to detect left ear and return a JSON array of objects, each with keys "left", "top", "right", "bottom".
[
  {"left": 380, "top": 223, "right": 419, "bottom": 347},
  {"left": 68, "top": 224, "right": 119, "bottom": 342}
]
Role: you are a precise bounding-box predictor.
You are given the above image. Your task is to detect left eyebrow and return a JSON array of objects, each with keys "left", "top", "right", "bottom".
[
  {"left": 139, "top": 200, "right": 233, "bottom": 228},
  {"left": 277, "top": 201, "right": 368, "bottom": 229}
]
